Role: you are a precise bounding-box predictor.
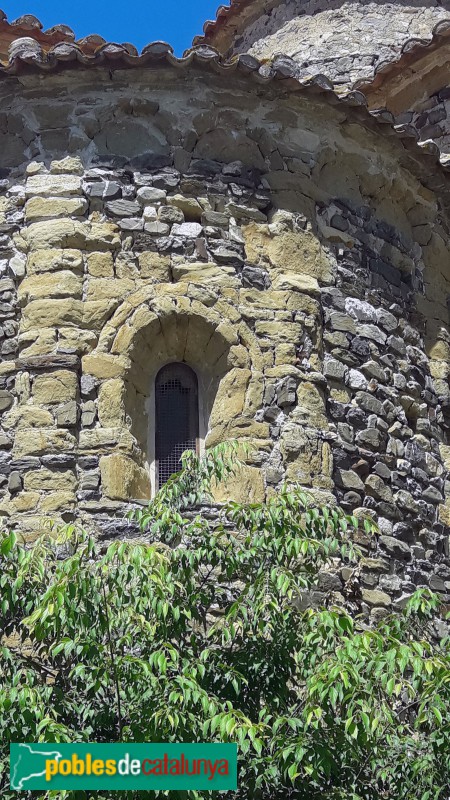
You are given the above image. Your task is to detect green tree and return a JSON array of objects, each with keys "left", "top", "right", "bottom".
[{"left": 0, "top": 444, "right": 449, "bottom": 800}]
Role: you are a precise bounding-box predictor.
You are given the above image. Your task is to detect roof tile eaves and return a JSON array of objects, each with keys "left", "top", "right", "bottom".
[
  {"left": 0, "top": 9, "right": 102, "bottom": 53},
  {"left": 0, "top": 44, "right": 424, "bottom": 140},
  {"left": 191, "top": 0, "right": 252, "bottom": 48}
]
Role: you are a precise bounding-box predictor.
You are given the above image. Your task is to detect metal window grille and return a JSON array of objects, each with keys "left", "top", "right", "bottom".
[{"left": 155, "top": 363, "right": 199, "bottom": 489}]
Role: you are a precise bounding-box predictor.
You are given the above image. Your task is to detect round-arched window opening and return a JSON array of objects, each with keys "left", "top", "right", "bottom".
[{"left": 155, "top": 363, "right": 199, "bottom": 489}]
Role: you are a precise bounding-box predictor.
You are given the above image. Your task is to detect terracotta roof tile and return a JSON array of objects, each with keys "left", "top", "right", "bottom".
[
  {"left": 0, "top": 8, "right": 118, "bottom": 60},
  {"left": 191, "top": 0, "right": 261, "bottom": 52}
]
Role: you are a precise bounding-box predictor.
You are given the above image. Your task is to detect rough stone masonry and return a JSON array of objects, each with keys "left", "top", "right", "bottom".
[
  {"left": 0, "top": 47, "right": 449, "bottom": 622},
  {"left": 211, "top": 0, "right": 450, "bottom": 88}
]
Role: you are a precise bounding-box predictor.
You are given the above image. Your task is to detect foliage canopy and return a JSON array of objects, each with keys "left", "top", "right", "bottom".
[{"left": 0, "top": 444, "right": 449, "bottom": 799}]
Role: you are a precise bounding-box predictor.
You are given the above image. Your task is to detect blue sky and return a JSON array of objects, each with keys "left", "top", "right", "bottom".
[{"left": 0, "top": 0, "right": 225, "bottom": 55}]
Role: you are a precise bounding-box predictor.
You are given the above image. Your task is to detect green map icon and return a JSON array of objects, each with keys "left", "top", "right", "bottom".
[{"left": 10, "top": 744, "right": 63, "bottom": 791}]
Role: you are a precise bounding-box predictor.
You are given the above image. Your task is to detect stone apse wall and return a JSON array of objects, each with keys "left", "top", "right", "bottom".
[
  {"left": 0, "top": 62, "right": 450, "bottom": 615},
  {"left": 218, "top": 0, "right": 450, "bottom": 87}
]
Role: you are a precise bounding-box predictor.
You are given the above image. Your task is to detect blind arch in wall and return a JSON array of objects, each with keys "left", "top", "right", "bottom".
[{"left": 155, "top": 363, "right": 199, "bottom": 489}]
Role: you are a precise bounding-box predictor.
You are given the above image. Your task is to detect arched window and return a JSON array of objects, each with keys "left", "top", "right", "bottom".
[{"left": 155, "top": 363, "right": 199, "bottom": 489}]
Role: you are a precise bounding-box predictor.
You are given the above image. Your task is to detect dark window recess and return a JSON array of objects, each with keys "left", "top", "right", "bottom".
[{"left": 155, "top": 363, "right": 199, "bottom": 489}]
